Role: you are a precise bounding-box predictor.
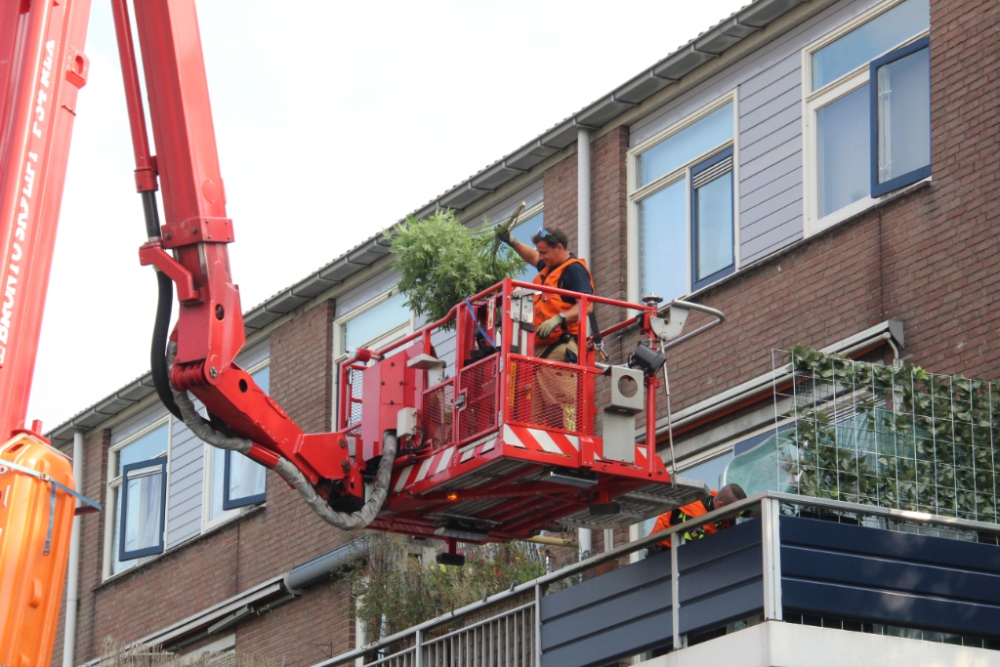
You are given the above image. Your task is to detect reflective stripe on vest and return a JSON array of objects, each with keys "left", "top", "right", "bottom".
[{"left": 532, "top": 257, "right": 594, "bottom": 346}]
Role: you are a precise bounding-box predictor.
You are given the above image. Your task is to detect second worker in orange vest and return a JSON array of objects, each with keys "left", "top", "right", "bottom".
[
  {"left": 500, "top": 226, "right": 594, "bottom": 363},
  {"left": 649, "top": 483, "right": 748, "bottom": 550}
]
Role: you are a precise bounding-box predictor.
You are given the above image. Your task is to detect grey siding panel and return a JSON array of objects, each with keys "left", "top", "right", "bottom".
[
  {"left": 740, "top": 85, "right": 800, "bottom": 132},
  {"left": 236, "top": 340, "right": 270, "bottom": 370},
  {"left": 740, "top": 111, "right": 801, "bottom": 165},
  {"left": 742, "top": 225, "right": 803, "bottom": 263},
  {"left": 740, "top": 184, "right": 803, "bottom": 227},
  {"left": 167, "top": 417, "right": 204, "bottom": 548},
  {"left": 739, "top": 50, "right": 800, "bottom": 99},
  {"left": 478, "top": 180, "right": 543, "bottom": 226},
  {"left": 741, "top": 104, "right": 800, "bottom": 150},
  {"left": 111, "top": 402, "right": 169, "bottom": 446},
  {"left": 739, "top": 138, "right": 800, "bottom": 181},
  {"left": 741, "top": 169, "right": 802, "bottom": 212},
  {"left": 741, "top": 154, "right": 802, "bottom": 195},
  {"left": 740, "top": 68, "right": 800, "bottom": 116},
  {"left": 336, "top": 270, "right": 400, "bottom": 317}
]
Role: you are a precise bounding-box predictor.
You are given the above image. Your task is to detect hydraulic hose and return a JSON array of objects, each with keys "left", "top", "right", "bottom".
[
  {"left": 165, "top": 341, "right": 396, "bottom": 530},
  {"left": 152, "top": 270, "right": 181, "bottom": 420}
]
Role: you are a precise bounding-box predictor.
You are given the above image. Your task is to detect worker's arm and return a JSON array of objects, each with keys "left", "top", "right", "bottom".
[
  {"left": 508, "top": 238, "right": 539, "bottom": 267},
  {"left": 559, "top": 300, "right": 594, "bottom": 324}
]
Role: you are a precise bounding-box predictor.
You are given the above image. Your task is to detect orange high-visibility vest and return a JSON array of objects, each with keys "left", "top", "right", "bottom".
[
  {"left": 650, "top": 490, "right": 722, "bottom": 548},
  {"left": 532, "top": 257, "right": 594, "bottom": 346}
]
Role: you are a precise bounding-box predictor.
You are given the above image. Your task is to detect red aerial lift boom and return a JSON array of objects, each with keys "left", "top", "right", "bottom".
[{"left": 0, "top": 0, "right": 720, "bottom": 663}]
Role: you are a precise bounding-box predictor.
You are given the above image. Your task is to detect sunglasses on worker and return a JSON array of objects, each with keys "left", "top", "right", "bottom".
[{"left": 537, "top": 228, "right": 557, "bottom": 244}]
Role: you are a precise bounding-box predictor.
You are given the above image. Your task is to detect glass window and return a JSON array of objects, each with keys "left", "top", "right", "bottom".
[
  {"left": 510, "top": 211, "right": 542, "bottom": 281},
  {"left": 691, "top": 149, "right": 735, "bottom": 289},
  {"left": 208, "top": 366, "right": 269, "bottom": 522},
  {"left": 639, "top": 180, "right": 687, "bottom": 300},
  {"left": 341, "top": 292, "right": 410, "bottom": 355},
  {"left": 110, "top": 423, "right": 169, "bottom": 573},
  {"left": 811, "top": 0, "right": 929, "bottom": 91},
  {"left": 817, "top": 85, "right": 871, "bottom": 218},
  {"left": 872, "top": 39, "right": 931, "bottom": 196},
  {"left": 639, "top": 103, "right": 733, "bottom": 186},
  {"left": 806, "top": 0, "right": 931, "bottom": 228},
  {"left": 634, "top": 99, "right": 735, "bottom": 300}
]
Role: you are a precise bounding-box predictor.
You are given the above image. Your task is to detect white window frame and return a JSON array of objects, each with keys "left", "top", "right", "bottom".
[
  {"left": 801, "top": 0, "right": 930, "bottom": 236},
  {"left": 333, "top": 288, "right": 414, "bottom": 364},
  {"left": 103, "top": 417, "right": 171, "bottom": 580},
  {"left": 202, "top": 359, "right": 270, "bottom": 531},
  {"left": 627, "top": 91, "right": 741, "bottom": 305}
]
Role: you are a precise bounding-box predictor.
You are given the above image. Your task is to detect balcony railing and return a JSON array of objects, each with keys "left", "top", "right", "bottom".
[{"left": 314, "top": 491, "right": 1000, "bottom": 667}]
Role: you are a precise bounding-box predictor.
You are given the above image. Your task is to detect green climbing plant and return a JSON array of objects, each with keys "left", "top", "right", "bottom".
[
  {"left": 352, "top": 533, "right": 547, "bottom": 645},
  {"left": 784, "top": 346, "right": 1000, "bottom": 522}
]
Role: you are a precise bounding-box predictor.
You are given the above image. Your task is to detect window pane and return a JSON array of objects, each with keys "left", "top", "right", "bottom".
[
  {"left": 117, "top": 423, "right": 168, "bottom": 475},
  {"left": 639, "top": 103, "right": 733, "bottom": 187},
  {"left": 111, "top": 486, "right": 126, "bottom": 573},
  {"left": 253, "top": 365, "right": 270, "bottom": 394},
  {"left": 229, "top": 452, "right": 267, "bottom": 501},
  {"left": 680, "top": 452, "right": 734, "bottom": 490},
  {"left": 639, "top": 179, "right": 688, "bottom": 299},
  {"left": 342, "top": 292, "right": 410, "bottom": 353},
  {"left": 209, "top": 446, "right": 229, "bottom": 522},
  {"left": 123, "top": 470, "right": 164, "bottom": 553},
  {"left": 817, "top": 84, "right": 870, "bottom": 217},
  {"left": 510, "top": 211, "right": 542, "bottom": 281},
  {"left": 695, "top": 172, "right": 734, "bottom": 281},
  {"left": 811, "top": 0, "right": 929, "bottom": 91},
  {"left": 877, "top": 47, "right": 930, "bottom": 183}
]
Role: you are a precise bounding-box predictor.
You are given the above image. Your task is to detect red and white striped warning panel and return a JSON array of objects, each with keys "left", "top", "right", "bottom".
[
  {"left": 503, "top": 424, "right": 579, "bottom": 458},
  {"left": 594, "top": 444, "right": 651, "bottom": 467},
  {"left": 393, "top": 446, "right": 455, "bottom": 493}
]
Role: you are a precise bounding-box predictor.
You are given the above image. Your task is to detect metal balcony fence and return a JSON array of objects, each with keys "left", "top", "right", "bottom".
[{"left": 314, "top": 491, "right": 1000, "bottom": 667}]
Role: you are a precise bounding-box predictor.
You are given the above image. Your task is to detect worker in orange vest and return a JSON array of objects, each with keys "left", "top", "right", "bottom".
[
  {"left": 649, "top": 483, "right": 748, "bottom": 550},
  {"left": 500, "top": 226, "right": 594, "bottom": 363}
]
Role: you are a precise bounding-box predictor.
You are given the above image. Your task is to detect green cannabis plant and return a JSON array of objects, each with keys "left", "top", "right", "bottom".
[{"left": 389, "top": 208, "right": 524, "bottom": 326}]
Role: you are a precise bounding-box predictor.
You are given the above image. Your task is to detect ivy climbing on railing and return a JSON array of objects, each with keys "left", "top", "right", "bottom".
[{"left": 781, "top": 346, "right": 1000, "bottom": 522}]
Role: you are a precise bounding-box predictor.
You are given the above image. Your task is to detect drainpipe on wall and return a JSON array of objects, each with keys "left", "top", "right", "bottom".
[
  {"left": 63, "top": 431, "right": 84, "bottom": 667},
  {"left": 577, "top": 126, "right": 592, "bottom": 560}
]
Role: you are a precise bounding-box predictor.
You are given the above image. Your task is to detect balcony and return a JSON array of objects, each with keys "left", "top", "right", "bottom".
[{"left": 315, "top": 491, "right": 1000, "bottom": 667}]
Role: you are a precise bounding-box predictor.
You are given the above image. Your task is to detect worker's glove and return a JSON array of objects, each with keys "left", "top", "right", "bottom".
[
  {"left": 497, "top": 229, "right": 514, "bottom": 247},
  {"left": 537, "top": 313, "right": 565, "bottom": 339}
]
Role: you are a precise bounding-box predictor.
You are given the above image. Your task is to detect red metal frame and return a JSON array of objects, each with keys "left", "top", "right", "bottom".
[{"left": 341, "top": 278, "right": 671, "bottom": 540}]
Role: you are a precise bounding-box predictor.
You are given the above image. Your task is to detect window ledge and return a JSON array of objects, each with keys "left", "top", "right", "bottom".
[{"left": 96, "top": 503, "right": 266, "bottom": 590}]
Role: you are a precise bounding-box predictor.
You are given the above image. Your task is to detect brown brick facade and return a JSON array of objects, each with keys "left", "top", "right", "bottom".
[{"left": 54, "top": 0, "right": 1000, "bottom": 663}]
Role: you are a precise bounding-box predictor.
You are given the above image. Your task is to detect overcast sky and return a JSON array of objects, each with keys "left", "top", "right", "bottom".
[{"left": 30, "top": 0, "right": 749, "bottom": 429}]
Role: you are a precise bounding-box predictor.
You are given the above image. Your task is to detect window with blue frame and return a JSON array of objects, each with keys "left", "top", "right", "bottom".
[
  {"left": 207, "top": 366, "right": 270, "bottom": 523},
  {"left": 110, "top": 422, "right": 169, "bottom": 571},
  {"left": 870, "top": 37, "right": 931, "bottom": 197},
  {"left": 632, "top": 100, "right": 736, "bottom": 301},
  {"left": 223, "top": 365, "right": 269, "bottom": 510},
  {"left": 806, "top": 0, "right": 930, "bottom": 228}
]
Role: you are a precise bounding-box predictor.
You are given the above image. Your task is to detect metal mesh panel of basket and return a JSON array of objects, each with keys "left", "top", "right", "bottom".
[
  {"left": 508, "top": 358, "right": 583, "bottom": 432},
  {"left": 347, "top": 367, "right": 364, "bottom": 426},
  {"left": 459, "top": 357, "right": 499, "bottom": 442},
  {"left": 423, "top": 382, "right": 455, "bottom": 449}
]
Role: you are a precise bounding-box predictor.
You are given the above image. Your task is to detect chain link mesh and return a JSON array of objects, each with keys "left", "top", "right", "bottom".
[{"left": 423, "top": 382, "right": 455, "bottom": 449}]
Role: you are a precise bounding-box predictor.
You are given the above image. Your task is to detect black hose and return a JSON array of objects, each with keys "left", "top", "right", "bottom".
[{"left": 152, "top": 270, "right": 182, "bottom": 420}]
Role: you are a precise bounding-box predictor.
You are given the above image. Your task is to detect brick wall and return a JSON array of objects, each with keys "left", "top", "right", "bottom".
[{"left": 54, "top": 0, "right": 1000, "bottom": 663}]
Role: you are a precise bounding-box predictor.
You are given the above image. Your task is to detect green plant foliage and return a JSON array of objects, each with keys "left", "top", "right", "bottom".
[
  {"left": 784, "top": 346, "right": 1000, "bottom": 522},
  {"left": 389, "top": 209, "right": 524, "bottom": 327},
  {"left": 353, "top": 533, "right": 547, "bottom": 644}
]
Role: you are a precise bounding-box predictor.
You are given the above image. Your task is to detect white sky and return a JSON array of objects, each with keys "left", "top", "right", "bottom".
[{"left": 30, "top": 0, "right": 749, "bottom": 429}]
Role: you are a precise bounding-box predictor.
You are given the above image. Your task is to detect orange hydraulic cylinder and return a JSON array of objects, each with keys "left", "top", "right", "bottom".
[{"left": 0, "top": 435, "right": 76, "bottom": 667}]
